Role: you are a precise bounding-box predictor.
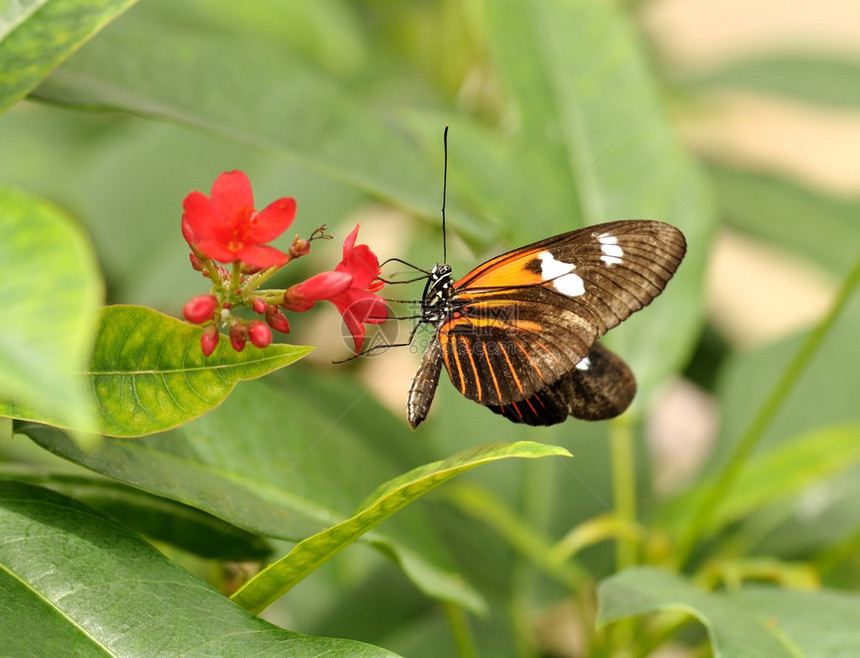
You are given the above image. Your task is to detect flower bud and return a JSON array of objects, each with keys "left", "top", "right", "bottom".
[
  {"left": 229, "top": 324, "right": 247, "bottom": 352},
  {"left": 289, "top": 237, "right": 312, "bottom": 259},
  {"left": 201, "top": 325, "right": 219, "bottom": 356},
  {"left": 248, "top": 320, "right": 272, "bottom": 348},
  {"left": 183, "top": 294, "right": 218, "bottom": 324},
  {"left": 265, "top": 306, "right": 290, "bottom": 334},
  {"left": 252, "top": 297, "right": 267, "bottom": 314},
  {"left": 189, "top": 252, "right": 205, "bottom": 271},
  {"left": 284, "top": 271, "right": 352, "bottom": 311}
]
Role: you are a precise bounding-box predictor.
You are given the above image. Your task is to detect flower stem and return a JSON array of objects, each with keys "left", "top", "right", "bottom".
[{"left": 675, "top": 254, "right": 860, "bottom": 568}]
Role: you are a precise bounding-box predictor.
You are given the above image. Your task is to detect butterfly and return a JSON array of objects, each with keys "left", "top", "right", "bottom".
[{"left": 404, "top": 219, "right": 686, "bottom": 428}]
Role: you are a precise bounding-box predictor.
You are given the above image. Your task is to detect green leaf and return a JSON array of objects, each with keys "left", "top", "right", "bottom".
[
  {"left": 0, "top": 0, "right": 139, "bottom": 113},
  {"left": 32, "top": 19, "right": 446, "bottom": 222},
  {"left": 478, "top": 0, "right": 714, "bottom": 400},
  {"left": 682, "top": 53, "right": 860, "bottom": 109},
  {"left": 0, "top": 185, "right": 102, "bottom": 441},
  {"left": 231, "top": 440, "right": 570, "bottom": 614},
  {"left": 0, "top": 479, "right": 399, "bottom": 656},
  {"left": 1, "top": 305, "right": 313, "bottom": 437},
  {"left": 599, "top": 567, "right": 860, "bottom": 657},
  {"left": 708, "top": 162, "right": 860, "bottom": 276},
  {"left": 20, "top": 377, "right": 486, "bottom": 612},
  {"left": 654, "top": 424, "right": 860, "bottom": 540},
  {"left": 0, "top": 469, "right": 271, "bottom": 560}
]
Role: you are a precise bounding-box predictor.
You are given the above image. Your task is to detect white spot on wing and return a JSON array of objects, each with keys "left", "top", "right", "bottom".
[
  {"left": 538, "top": 251, "right": 585, "bottom": 297},
  {"left": 575, "top": 356, "right": 591, "bottom": 371},
  {"left": 597, "top": 232, "right": 624, "bottom": 266}
]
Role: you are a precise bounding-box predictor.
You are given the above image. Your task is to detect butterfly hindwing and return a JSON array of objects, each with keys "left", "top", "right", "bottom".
[{"left": 487, "top": 341, "right": 637, "bottom": 425}]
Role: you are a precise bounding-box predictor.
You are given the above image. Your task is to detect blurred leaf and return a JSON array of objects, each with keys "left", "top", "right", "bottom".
[
  {"left": 709, "top": 162, "right": 860, "bottom": 276},
  {"left": 0, "top": 0, "right": 138, "bottom": 113},
  {"left": 682, "top": 53, "right": 860, "bottom": 109},
  {"left": 0, "top": 469, "right": 270, "bottom": 560},
  {"left": 20, "top": 377, "right": 483, "bottom": 612},
  {"left": 0, "top": 185, "right": 102, "bottom": 442},
  {"left": 2, "top": 305, "right": 313, "bottom": 437},
  {"left": 0, "top": 479, "right": 398, "bottom": 656},
  {"left": 654, "top": 424, "right": 860, "bottom": 541},
  {"left": 33, "top": 19, "right": 448, "bottom": 222},
  {"left": 714, "top": 292, "right": 860, "bottom": 465},
  {"left": 477, "top": 0, "right": 713, "bottom": 400},
  {"left": 231, "top": 440, "right": 570, "bottom": 614},
  {"left": 599, "top": 567, "right": 860, "bottom": 656},
  {"left": 440, "top": 481, "right": 588, "bottom": 588}
]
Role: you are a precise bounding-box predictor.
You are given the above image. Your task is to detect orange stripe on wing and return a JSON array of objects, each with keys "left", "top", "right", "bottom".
[
  {"left": 498, "top": 343, "right": 524, "bottom": 397},
  {"left": 515, "top": 342, "right": 546, "bottom": 381},
  {"left": 464, "top": 337, "right": 482, "bottom": 402},
  {"left": 481, "top": 342, "right": 503, "bottom": 403}
]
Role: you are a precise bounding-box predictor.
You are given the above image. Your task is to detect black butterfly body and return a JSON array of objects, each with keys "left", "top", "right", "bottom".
[{"left": 405, "top": 220, "right": 686, "bottom": 428}]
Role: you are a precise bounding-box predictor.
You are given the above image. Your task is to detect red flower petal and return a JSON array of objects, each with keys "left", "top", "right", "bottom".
[
  {"left": 336, "top": 244, "right": 380, "bottom": 289},
  {"left": 194, "top": 239, "right": 241, "bottom": 263},
  {"left": 342, "top": 223, "right": 360, "bottom": 257},
  {"left": 252, "top": 197, "right": 296, "bottom": 243},
  {"left": 211, "top": 171, "right": 254, "bottom": 216},
  {"left": 234, "top": 243, "right": 289, "bottom": 269},
  {"left": 182, "top": 191, "right": 221, "bottom": 241}
]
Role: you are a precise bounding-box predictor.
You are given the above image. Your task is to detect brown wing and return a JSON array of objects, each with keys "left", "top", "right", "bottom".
[
  {"left": 438, "top": 220, "right": 685, "bottom": 407},
  {"left": 487, "top": 342, "right": 636, "bottom": 425}
]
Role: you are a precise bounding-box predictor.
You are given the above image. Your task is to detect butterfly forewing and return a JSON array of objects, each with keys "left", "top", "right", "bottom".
[{"left": 439, "top": 221, "right": 685, "bottom": 408}]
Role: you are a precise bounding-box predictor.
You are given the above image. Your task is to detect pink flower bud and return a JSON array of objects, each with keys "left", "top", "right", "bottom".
[
  {"left": 286, "top": 271, "right": 352, "bottom": 307},
  {"left": 229, "top": 324, "right": 247, "bottom": 352},
  {"left": 183, "top": 294, "right": 218, "bottom": 324},
  {"left": 265, "top": 306, "right": 290, "bottom": 333},
  {"left": 252, "top": 298, "right": 267, "bottom": 314},
  {"left": 289, "top": 237, "right": 312, "bottom": 259},
  {"left": 201, "top": 325, "right": 219, "bottom": 356},
  {"left": 189, "top": 253, "right": 205, "bottom": 271},
  {"left": 248, "top": 320, "right": 272, "bottom": 348}
]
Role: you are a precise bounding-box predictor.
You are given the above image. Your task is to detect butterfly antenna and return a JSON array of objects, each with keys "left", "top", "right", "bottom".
[{"left": 442, "top": 125, "right": 449, "bottom": 265}]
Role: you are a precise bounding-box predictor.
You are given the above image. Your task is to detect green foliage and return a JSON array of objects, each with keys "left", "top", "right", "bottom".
[
  {"left": 1, "top": 0, "right": 859, "bottom": 656},
  {"left": 0, "top": 479, "right": 396, "bottom": 656},
  {"left": 0, "top": 185, "right": 102, "bottom": 443},
  {"left": 2, "top": 305, "right": 313, "bottom": 436}
]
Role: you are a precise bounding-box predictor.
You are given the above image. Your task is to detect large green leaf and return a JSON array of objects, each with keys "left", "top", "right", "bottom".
[
  {"left": 32, "top": 18, "right": 447, "bottom": 222},
  {"left": 0, "top": 469, "right": 271, "bottom": 560},
  {"left": 20, "top": 376, "right": 486, "bottom": 612},
  {"left": 0, "top": 185, "right": 102, "bottom": 440},
  {"left": 2, "top": 305, "right": 313, "bottom": 437},
  {"left": 709, "top": 162, "right": 860, "bottom": 277},
  {"left": 477, "top": 0, "right": 713, "bottom": 400},
  {"left": 231, "top": 440, "right": 570, "bottom": 614},
  {"left": 0, "top": 479, "right": 398, "bottom": 656},
  {"left": 0, "top": 0, "right": 138, "bottom": 113},
  {"left": 598, "top": 567, "right": 860, "bottom": 657},
  {"left": 682, "top": 53, "right": 860, "bottom": 109}
]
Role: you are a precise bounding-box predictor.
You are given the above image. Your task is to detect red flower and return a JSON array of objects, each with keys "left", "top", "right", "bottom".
[
  {"left": 284, "top": 224, "right": 387, "bottom": 353},
  {"left": 182, "top": 171, "right": 296, "bottom": 268}
]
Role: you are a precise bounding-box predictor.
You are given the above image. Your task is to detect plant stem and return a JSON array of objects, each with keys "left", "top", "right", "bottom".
[
  {"left": 676, "top": 255, "right": 860, "bottom": 568},
  {"left": 443, "top": 602, "right": 479, "bottom": 658},
  {"left": 610, "top": 414, "right": 637, "bottom": 570}
]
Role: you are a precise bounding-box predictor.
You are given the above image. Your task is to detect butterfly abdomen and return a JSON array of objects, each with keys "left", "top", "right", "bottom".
[{"left": 406, "top": 335, "right": 444, "bottom": 429}]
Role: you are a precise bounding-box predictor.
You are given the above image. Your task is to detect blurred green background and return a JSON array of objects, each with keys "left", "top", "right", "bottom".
[{"left": 2, "top": 0, "right": 860, "bottom": 655}]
